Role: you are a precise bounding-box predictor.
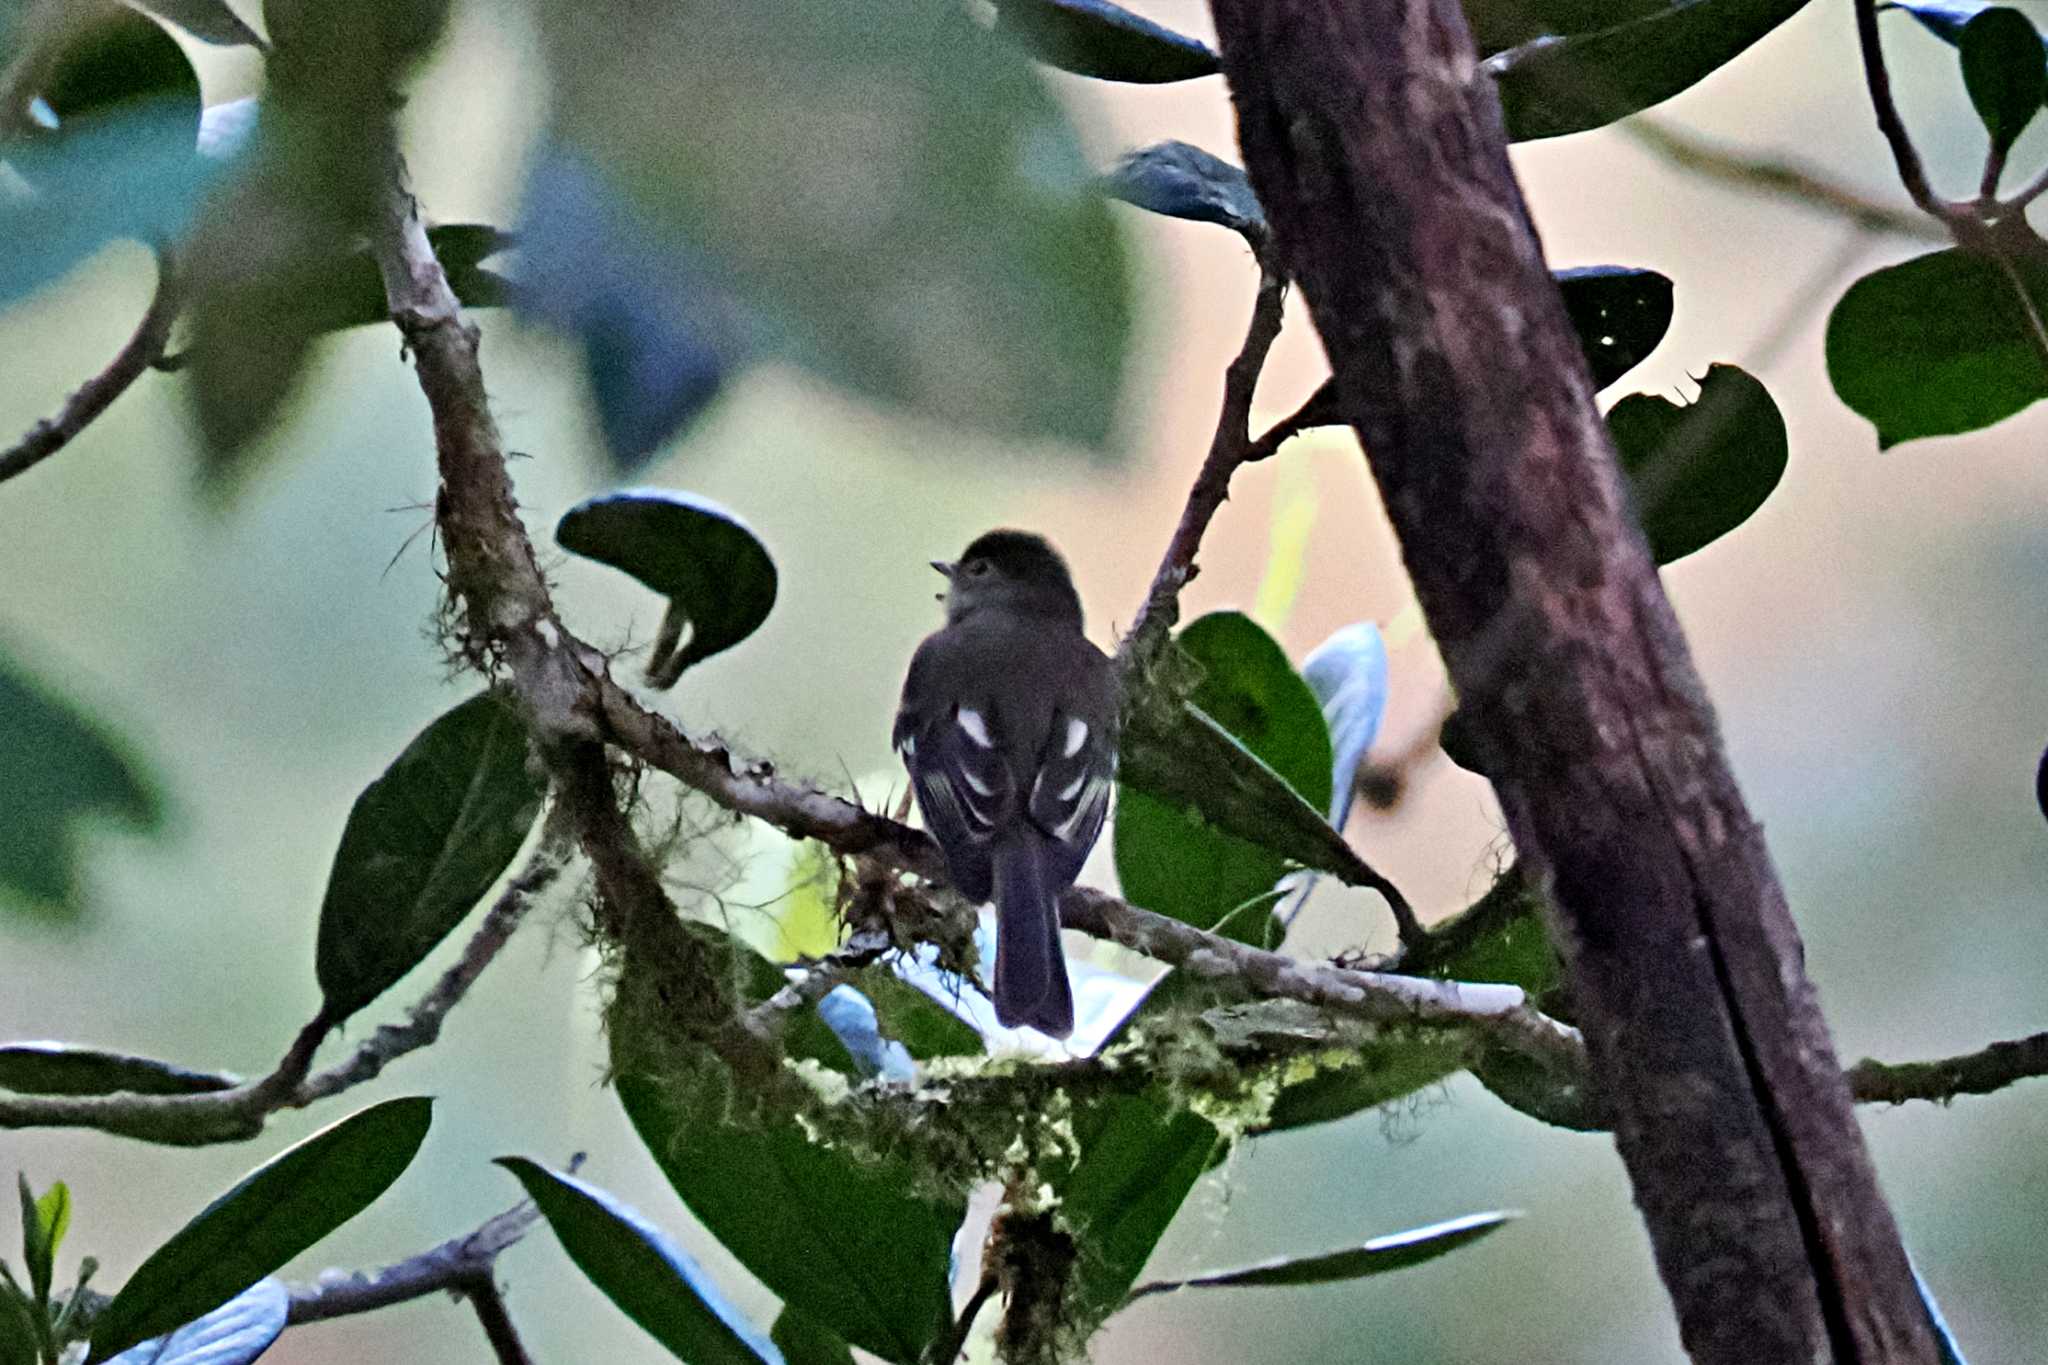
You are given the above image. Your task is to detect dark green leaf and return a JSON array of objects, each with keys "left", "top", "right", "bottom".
[
  {"left": 0, "top": 1045, "right": 236, "bottom": 1098},
  {"left": 990, "top": 0, "right": 1218, "bottom": 82},
  {"left": 1913, "top": 1262, "right": 1971, "bottom": 1365},
  {"left": 1117, "top": 613, "right": 1334, "bottom": 931},
  {"left": 1125, "top": 1210, "right": 1517, "bottom": 1300},
  {"left": 1256, "top": 1038, "right": 1467, "bottom": 1134},
  {"left": 102, "top": 1278, "right": 287, "bottom": 1365},
  {"left": 127, "top": 0, "right": 266, "bottom": 47},
  {"left": 847, "top": 969, "right": 985, "bottom": 1061},
  {"left": 1609, "top": 363, "right": 1788, "bottom": 563},
  {"left": 556, "top": 492, "right": 778, "bottom": 687},
  {"left": 770, "top": 1308, "right": 855, "bottom": 1365},
  {"left": 1556, "top": 266, "right": 1675, "bottom": 389},
  {"left": 616, "top": 1072, "right": 958, "bottom": 1364},
  {"left": 1493, "top": 0, "right": 1809, "bottom": 142},
  {"left": 0, "top": 649, "right": 163, "bottom": 918},
  {"left": 1410, "top": 867, "right": 1560, "bottom": 996},
  {"left": 497, "top": 1160, "right": 780, "bottom": 1365},
  {"left": 1960, "top": 8, "right": 2047, "bottom": 154},
  {"left": 537, "top": 0, "right": 1132, "bottom": 450},
  {"left": 0, "top": 10, "right": 213, "bottom": 305},
  {"left": 315, "top": 692, "right": 545, "bottom": 1022},
  {"left": 0, "top": 1292, "right": 34, "bottom": 1365},
  {"left": 302, "top": 224, "right": 513, "bottom": 334},
  {"left": 86, "top": 1096, "right": 432, "bottom": 1362},
  {"left": 1827, "top": 247, "right": 2048, "bottom": 446},
  {"left": 1054, "top": 1095, "right": 1218, "bottom": 1327},
  {"left": 1100, "top": 141, "right": 1266, "bottom": 245}
]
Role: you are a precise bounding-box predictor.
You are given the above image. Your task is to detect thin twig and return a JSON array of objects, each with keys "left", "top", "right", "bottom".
[
  {"left": 924, "top": 1274, "right": 999, "bottom": 1365},
  {"left": 1851, "top": 0, "right": 1960, "bottom": 226},
  {"left": 0, "top": 253, "right": 181, "bottom": 487},
  {"left": 463, "top": 1278, "right": 535, "bottom": 1365},
  {"left": 287, "top": 1188, "right": 550, "bottom": 1324},
  {"left": 1124, "top": 268, "right": 1290, "bottom": 658},
  {"left": 1845, "top": 1031, "right": 2048, "bottom": 1107}
]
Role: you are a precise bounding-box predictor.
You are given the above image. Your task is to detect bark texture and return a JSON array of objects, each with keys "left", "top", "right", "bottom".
[{"left": 1203, "top": 2, "right": 1937, "bottom": 1360}]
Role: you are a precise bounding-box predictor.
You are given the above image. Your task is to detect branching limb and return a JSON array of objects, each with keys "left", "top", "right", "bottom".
[
  {"left": 1124, "top": 267, "right": 1289, "bottom": 658},
  {"left": 1852, "top": 0, "right": 1962, "bottom": 228},
  {"left": 0, "top": 253, "right": 181, "bottom": 487},
  {"left": 1845, "top": 1031, "right": 2048, "bottom": 1107}
]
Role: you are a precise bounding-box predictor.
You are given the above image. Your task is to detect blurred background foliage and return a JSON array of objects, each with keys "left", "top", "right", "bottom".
[{"left": 3, "top": 1, "right": 2047, "bottom": 1361}]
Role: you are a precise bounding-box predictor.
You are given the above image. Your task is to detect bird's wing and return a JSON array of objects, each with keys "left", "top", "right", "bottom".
[
  {"left": 1025, "top": 640, "right": 1118, "bottom": 886},
  {"left": 896, "top": 635, "right": 1014, "bottom": 902}
]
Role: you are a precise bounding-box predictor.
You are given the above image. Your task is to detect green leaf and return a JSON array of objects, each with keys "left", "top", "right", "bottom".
[
  {"left": 1555, "top": 266, "right": 1675, "bottom": 389},
  {"left": 1100, "top": 141, "right": 1267, "bottom": 246},
  {"left": 1494, "top": 0, "right": 1809, "bottom": 142},
  {"left": 1125, "top": 1211, "right": 1518, "bottom": 1300},
  {"left": 1256, "top": 1038, "right": 1467, "bottom": 1134},
  {"left": 0, "top": 10, "right": 214, "bottom": 306},
  {"left": 770, "top": 1308, "right": 855, "bottom": 1365},
  {"left": 614, "top": 1074, "right": 956, "bottom": 1364},
  {"left": 101, "top": 1278, "right": 287, "bottom": 1365},
  {"left": 86, "top": 1096, "right": 432, "bottom": 1363},
  {"left": 989, "top": 0, "right": 1220, "bottom": 83},
  {"left": 0, "top": 1291, "right": 35, "bottom": 1365},
  {"left": 0, "top": 647, "right": 163, "bottom": 918},
  {"left": 614, "top": 1015, "right": 958, "bottom": 1365},
  {"left": 1411, "top": 867, "right": 1560, "bottom": 996},
  {"left": 300, "top": 224, "right": 513, "bottom": 334},
  {"left": 497, "top": 1160, "right": 780, "bottom": 1365},
  {"left": 1826, "top": 247, "right": 2048, "bottom": 447},
  {"left": 1960, "top": 8, "right": 2047, "bottom": 155},
  {"left": 0, "top": 1045, "right": 236, "bottom": 1098},
  {"left": 1054, "top": 1095, "right": 1218, "bottom": 1328},
  {"left": 314, "top": 692, "right": 544, "bottom": 1022},
  {"left": 848, "top": 969, "right": 985, "bottom": 1061},
  {"left": 1117, "top": 612, "right": 1334, "bottom": 931},
  {"left": 18, "top": 1178, "right": 69, "bottom": 1304},
  {"left": 556, "top": 491, "right": 778, "bottom": 688},
  {"left": 1608, "top": 363, "right": 1788, "bottom": 563},
  {"left": 126, "top": 0, "right": 265, "bottom": 47},
  {"left": 536, "top": 0, "right": 1132, "bottom": 450}
]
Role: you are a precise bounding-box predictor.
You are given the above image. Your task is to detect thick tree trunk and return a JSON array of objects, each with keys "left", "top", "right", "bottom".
[{"left": 1203, "top": 3, "right": 1937, "bottom": 1360}]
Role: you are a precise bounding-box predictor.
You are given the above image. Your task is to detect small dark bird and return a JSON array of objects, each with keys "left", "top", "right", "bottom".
[{"left": 894, "top": 530, "right": 1119, "bottom": 1037}]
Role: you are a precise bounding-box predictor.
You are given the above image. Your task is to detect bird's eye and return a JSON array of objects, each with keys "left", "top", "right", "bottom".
[{"left": 965, "top": 559, "right": 991, "bottom": 577}]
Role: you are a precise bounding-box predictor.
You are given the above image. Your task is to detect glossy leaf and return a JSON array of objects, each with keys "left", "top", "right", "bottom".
[
  {"left": 498, "top": 1160, "right": 780, "bottom": 1365},
  {"left": 1493, "top": 0, "right": 1809, "bottom": 142},
  {"left": 315, "top": 693, "right": 545, "bottom": 1022},
  {"left": 0, "top": 13, "right": 215, "bottom": 305},
  {"left": 1126, "top": 1211, "right": 1517, "bottom": 1300},
  {"left": 536, "top": 0, "right": 1132, "bottom": 451},
  {"left": 1101, "top": 140, "right": 1266, "bottom": 245},
  {"left": 127, "top": 0, "right": 265, "bottom": 46},
  {"left": 989, "top": 0, "right": 1219, "bottom": 81},
  {"left": 1960, "top": 8, "right": 2047, "bottom": 154},
  {"left": 556, "top": 491, "right": 778, "bottom": 686},
  {"left": 614, "top": 1074, "right": 955, "bottom": 1364},
  {"left": 87, "top": 1097, "right": 432, "bottom": 1362},
  {"left": 0, "top": 649, "right": 162, "bottom": 918},
  {"left": 0, "top": 1045, "right": 236, "bottom": 1098},
  {"left": 1555, "top": 266, "right": 1676, "bottom": 389},
  {"left": 1609, "top": 363, "right": 1788, "bottom": 563},
  {"left": 1117, "top": 613, "right": 1333, "bottom": 932},
  {"left": 770, "top": 1309, "right": 855, "bottom": 1365},
  {"left": 1827, "top": 247, "right": 2048, "bottom": 446},
  {"left": 513, "top": 144, "right": 737, "bottom": 468},
  {"left": 102, "top": 1278, "right": 287, "bottom": 1365},
  {"left": 1054, "top": 1094, "right": 1219, "bottom": 1327}
]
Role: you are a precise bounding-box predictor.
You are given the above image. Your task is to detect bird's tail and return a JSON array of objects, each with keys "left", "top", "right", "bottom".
[{"left": 991, "top": 834, "right": 1074, "bottom": 1037}]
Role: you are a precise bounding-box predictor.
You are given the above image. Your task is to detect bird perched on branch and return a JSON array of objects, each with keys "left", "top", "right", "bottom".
[{"left": 894, "top": 530, "right": 1118, "bottom": 1037}]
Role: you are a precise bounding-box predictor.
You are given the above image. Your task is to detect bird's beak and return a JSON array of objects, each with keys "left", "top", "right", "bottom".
[{"left": 930, "top": 560, "right": 956, "bottom": 580}]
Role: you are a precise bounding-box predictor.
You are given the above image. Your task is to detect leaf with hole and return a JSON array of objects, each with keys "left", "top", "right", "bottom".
[
  {"left": 1101, "top": 140, "right": 1266, "bottom": 246},
  {"left": 1826, "top": 247, "right": 2048, "bottom": 446},
  {"left": 1116, "top": 612, "right": 1333, "bottom": 933},
  {"left": 1125, "top": 1210, "right": 1518, "bottom": 1301},
  {"left": 556, "top": 490, "right": 778, "bottom": 687},
  {"left": 0, "top": 1045, "right": 236, "bottom": 1098},
  {"left": 314, "top": 692, "right": 545, "bottom": 1023},
  {"left": 1609, "top": 364, "right": 1788, "bottom": 563},
  {"left": 102, "top": 1278, "right": 286, "bottom": 1365},
  {"left": 535, "top": 0, "right": 1131, "bottom": 450},
  {"left": 498, "top": 1160, "right": 780, "bottom": 1365},
  {"left": 86, "top": 1096, "right": 431, "bottom": 1362},
  {"left": 1492, "top": 0, "right": 1809, "bottom": 142},
  {"left": 0, "top": 648, "right": 162, "bottom": 919},
  {"left": 988, "top": 0, "right": 1219, "bottom": 81},
  {"left": 1959, "top": 8, "right": 2047, "bottom": 155}
]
